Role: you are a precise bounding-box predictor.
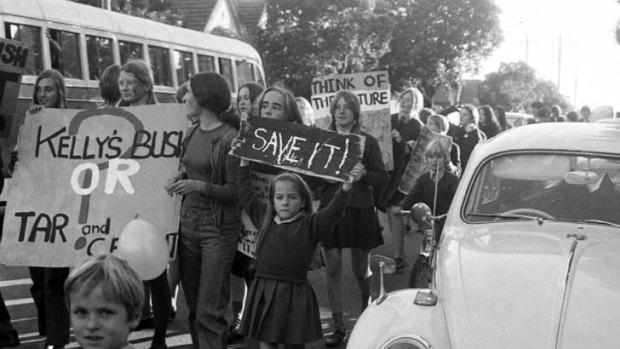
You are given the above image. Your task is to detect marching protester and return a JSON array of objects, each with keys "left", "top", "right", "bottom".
[
  {"left": 118, "top": 60, "right": 170, "bottom": 349},
  {"left": 235, "top": 153, "right": 360, "bottom": 349},
  {"left": 165, "top": 72, "right": 241, "bottom": 349},
  {"left": 453, "top": 104, "right": 486, "bottom": 173},
  {"left": 425, "top": 113, "right": 461, "bottom": 176},
  {"left": 21, "top": 69, "right": 71, "bottom": 349},
  {"left": 65, "top": 254, "right": 145, "bottom": 349},
  {"left": 318, "top": 90, "right": 388, "bottom": 347},
  {"left": 379, "top": 87, "right": 424, "bottom": 271},
  {"left": 228, "top": 81, "right": 264, "bottom": 343}
]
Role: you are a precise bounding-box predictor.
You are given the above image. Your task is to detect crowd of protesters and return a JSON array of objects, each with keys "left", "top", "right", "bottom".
[{"left": 0, "top": 59, "right": 602, "bottom": 349}]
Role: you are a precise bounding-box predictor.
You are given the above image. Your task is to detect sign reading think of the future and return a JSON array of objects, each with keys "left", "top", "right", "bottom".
[
  {"left": 231, "top": 115, "right": 365, "bottom": 182},
  {"left": 0, "top": 105, "right": 186, "bottom": 267},
  {"left": 311, "top": 71, "right": 393, "bottom": 170}
]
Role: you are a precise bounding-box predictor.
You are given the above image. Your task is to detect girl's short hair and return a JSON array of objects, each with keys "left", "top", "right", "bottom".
[
  {"left": 237, "top": 82, "right": 264, "bottom": 116},
  {"left": 424, "top": 140, "right": 451, "bottom": 168},
  {"left": 65, "top": 254, "right": 144, "bottom": 323},
  {"left": 34, "top": 69, "right": 68, "bottom": 108},
  {"left": 190, "top": 72, "right": 231, "bottom": 115},
  {"left": 460, "top": 104, "right": 479, "bottom": 125},
  {"left": 398, "top": 87, "right": 424, "bottom": 116},
  {"left": 99, "top": 64, "right": 121, "bottom": 105},
  {"left": 256, "top": 86, "right": 303, "bottom": 124},
  {"left": 176, "top": 81, "right": 188, "bottom": 103},
  {"left": 118, "top": 60, "right": 158, "bottom": 106},
  {"left": 329, "top": 90, "right": 360, "bottom": 131},
  {"left": 256, "top": 173, "right": 313, "bottom": 251}
]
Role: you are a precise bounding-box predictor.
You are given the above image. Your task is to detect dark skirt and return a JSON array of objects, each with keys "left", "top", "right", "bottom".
[
  {"left": 321, "top": 207, "right": 383, "bottom": 249},
  {"left": 240, "top": 278, "right": 322, "bottom": 344}
]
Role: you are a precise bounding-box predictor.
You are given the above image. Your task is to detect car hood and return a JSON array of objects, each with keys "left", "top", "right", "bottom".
[{"left": 438, "top": 222, "right": 620, "bottom": 349}]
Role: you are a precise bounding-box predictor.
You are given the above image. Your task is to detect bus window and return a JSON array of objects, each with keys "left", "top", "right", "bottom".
[
  {"left": 174, "top": 50, "right": 193, "bottom": 85},
  {"left": 253, "top": 65, "right": 265, "bottom": 87},
  {"left": 219, "top": 57, "right": 234, "bottom": 90},
  {"left": 48, "top": 29, "right": 82, "bottom": 79},
  {"left": 235, "top": 61, "right": 254, "bottom": 87},
  {"left": 198, "top": 54, "right": 215, "bottom": 72},
  {"left": 5, "top": 23, "right": 43, "bottom": 75},
  {"left": 148, "top": 45, "right": 172, "bottom": 86},
  {"left": 86, "top": 35, "right": 113, "bottom": 80},
  {"left": 119, "top": 40, "right": 143, "bottom": 64}
]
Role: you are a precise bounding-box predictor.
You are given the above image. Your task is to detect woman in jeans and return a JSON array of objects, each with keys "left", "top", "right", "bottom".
[{"left": 166, "top": 72, "right": 241, "bottom": 349}]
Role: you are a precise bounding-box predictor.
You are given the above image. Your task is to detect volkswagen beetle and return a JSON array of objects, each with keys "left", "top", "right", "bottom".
[{"left": 349, "top": 123, "right": 620, "bottom": 349}]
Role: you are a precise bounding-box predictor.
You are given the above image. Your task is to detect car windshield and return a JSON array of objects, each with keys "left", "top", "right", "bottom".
[{"left": 464, "top": 153, "right": 620, "bottom": 225}]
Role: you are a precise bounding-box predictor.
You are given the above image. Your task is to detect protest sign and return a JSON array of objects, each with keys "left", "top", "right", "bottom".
[
  {"left": 0, "top": 38, "right": 29, "bottom": 138},
  {"left": 238, "top": 170, "right": 276, "bottom": 257},
  {"left": 231, "top": 115, "right": 364, "bottom": 182},
  {"left": 0, "top": 105, "right": 186, "bottom": 267},
  {"left": 398, "top": 127, "right": 453, "bottom": 194},
  {"left": 311, "top": 71, "right": 393, "bottom": 170}
]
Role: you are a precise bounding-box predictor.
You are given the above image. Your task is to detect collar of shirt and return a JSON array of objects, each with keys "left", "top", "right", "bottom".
[{"left": 274, "top": 211, "right": 306, "bottom": 224}]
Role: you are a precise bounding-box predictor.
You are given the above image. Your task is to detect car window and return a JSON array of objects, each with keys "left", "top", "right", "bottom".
[{"left": 464, "top": 153, "right": 620, "bottom": 225}]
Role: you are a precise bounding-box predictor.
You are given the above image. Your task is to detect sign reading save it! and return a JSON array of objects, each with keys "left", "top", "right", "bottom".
[{"left": 231, "top": 116, "right": 365, "bottom": 182}]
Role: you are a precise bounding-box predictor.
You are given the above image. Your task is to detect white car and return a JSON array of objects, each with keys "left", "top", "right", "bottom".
[{"left": 348, "top": 122, "right": 620, "bottom": 349}]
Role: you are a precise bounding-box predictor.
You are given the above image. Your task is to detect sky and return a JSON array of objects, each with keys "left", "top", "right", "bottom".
[{"left": 474, "top": 0, "right": 620, "bottom": 110}]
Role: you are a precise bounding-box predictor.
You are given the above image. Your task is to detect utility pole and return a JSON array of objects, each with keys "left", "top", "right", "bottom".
[
  {"left": 557, "top": 35, "right": 562, "bottom": 90},
  {"left": 525, "top": 34, "right": 529, "bottom": 64}
]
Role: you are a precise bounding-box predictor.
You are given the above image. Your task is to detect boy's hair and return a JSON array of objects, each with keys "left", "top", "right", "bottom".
[
  {"left": 118, "top": 60, "right": 158, "bottom": 106},
  {"left": 190, "top": 72, "right": 231, "bottom": 114},
  {"left": 256, "top": 86, "right": 303, "bottom": 124},
  {"left": 34, "top": 69, "right": 68, "bottom": 108},
  {"left": 256, "top": 173, "right": 313, "bottom": 254},
  {"left": 425, "top": 140, "right": 451, "bottom": 169},
  {"left": 65, "top": 254, "right": 144, "bottom": 323}
]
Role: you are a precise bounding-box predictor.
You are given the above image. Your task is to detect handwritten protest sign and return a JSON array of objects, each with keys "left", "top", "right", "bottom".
[
  {"left": 398, "top": 127, "right": 453, "bottom": 194},
  {"left": 0, "top": 105, "right": 186, "bottom": 267},
  {"left": 311, "top": 71, "right": 393, "bottom": 170},
  {"left": 238, "top": 171, "right": 276, "bottom": 257},
  {"left": 231, "top": 115, "right": 364, "bottom": 182},
  {"left": 0, "top": 38, "right": 29, "bottom": 138}
]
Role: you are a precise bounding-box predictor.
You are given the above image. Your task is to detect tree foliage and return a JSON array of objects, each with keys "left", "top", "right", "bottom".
[
  {"left": 256, "top": 0, "right": 395, "bottom": 98},
  {"left": 383, "top": 0, "right": 502, "bottom": 97},
  {"left": 70, "top": 0, "right": 184, "bottom": 26},
  {"left": 478, "top": 61, "right": 570, "bottom": 111}
]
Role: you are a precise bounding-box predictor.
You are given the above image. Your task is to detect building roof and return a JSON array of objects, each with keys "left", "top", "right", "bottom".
[
  {"left": 234, "top": 0, "right": 266, "bottom": 43},
  {"left": 170, "top": 0, "right": 218, "bottom": 32}
]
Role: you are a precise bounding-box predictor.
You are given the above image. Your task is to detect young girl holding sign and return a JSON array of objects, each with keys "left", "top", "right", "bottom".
[{"left": 236, "top": 155, "right": 361, "bottom": 348}]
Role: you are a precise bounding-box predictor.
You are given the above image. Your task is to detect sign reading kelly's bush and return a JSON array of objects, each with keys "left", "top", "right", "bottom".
[
  {"left": 0, "top": 105, "right": 186, "bottom": 267},
  {"left": 231, "top": 115, "right": 365, "bottom": 182}
]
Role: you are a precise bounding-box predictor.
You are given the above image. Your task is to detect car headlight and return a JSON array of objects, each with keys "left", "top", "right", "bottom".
[{"left": 382, "top": 335, "right": 430, "bottom": 349}]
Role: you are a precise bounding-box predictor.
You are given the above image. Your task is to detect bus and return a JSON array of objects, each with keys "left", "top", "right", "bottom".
[{"left": 0, "top": 0, "right": 265, "bottom": 166}]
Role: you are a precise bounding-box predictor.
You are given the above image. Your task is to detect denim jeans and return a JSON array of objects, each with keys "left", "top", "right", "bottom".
[{"left": 179, "top": 205, "right": 239, "bottom": 349}]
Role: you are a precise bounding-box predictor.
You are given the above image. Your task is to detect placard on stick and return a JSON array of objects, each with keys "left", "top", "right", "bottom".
[
  {"left": 311, "top": 71, "right": 393, "bottom": 170},
  {"left": 231, "top": 116, "right": 364, "bottom": 182},
  {"left": 0, "top": 105, "right": 186, "bottom": 267},
  {"left": 398, "top": 127, "right": 453, "bottom": 194}
]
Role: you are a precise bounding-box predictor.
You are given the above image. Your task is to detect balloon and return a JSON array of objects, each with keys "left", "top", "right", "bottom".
[
  {"left": 116, "top": 219, "right": 169, "bottom": 281},
  {"left": 410, "top": 203, "right": 432, "bottom": 225}
]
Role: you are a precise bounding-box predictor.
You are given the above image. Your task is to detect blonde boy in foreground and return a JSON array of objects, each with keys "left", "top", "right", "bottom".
[{"left": 65, "top": 254, "right": 144, "bottom": 349}]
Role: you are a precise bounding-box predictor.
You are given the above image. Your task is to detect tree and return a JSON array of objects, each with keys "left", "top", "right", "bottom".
[
  {"left": 70, "top": 0, "right": 184, "bottom": 26},
  {"left": 383, "top": 0, "right": 502, "bottom": 97},
  {"left": 478, "top": 61, "right": 570, "bottom": 111},
  {"left": 256, "top": 0, "right": 394, "bottom": 98}
]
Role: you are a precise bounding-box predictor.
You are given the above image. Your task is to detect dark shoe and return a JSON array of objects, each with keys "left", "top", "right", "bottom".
[
  {"left": 134, "top": 316, "right": 155, "bottom": 331},
  {"left": 395, "top": 257, "right": 406, "bottom": 270},
  {"left": 227, "top": 316, "right": 243, "bottom": 343},
  {"left": 0, "top": 330, "right": 19, "bottom": 348},
  {"left": 324, "top": 328, "right": 346, "bottom": 347}
]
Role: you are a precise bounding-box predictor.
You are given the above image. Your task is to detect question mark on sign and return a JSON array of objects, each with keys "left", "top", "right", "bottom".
[{"left": 68, "top": 108, "right": 145, "bottom": 224}]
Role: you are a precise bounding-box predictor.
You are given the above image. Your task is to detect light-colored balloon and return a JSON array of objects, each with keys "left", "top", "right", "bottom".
[{"left": 116, "top": 219, "right": 169, "bottom": 281}]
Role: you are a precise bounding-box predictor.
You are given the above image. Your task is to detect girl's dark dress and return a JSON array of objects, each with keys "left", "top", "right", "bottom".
[{"left": 237, "top": 166, "right": 351, "bottom": 344}]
